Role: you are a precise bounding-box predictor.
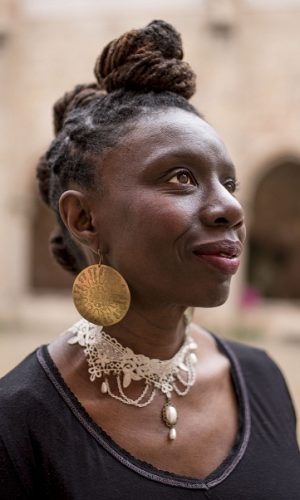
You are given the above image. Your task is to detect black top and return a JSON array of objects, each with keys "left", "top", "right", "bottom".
[{"left": 0, "top": 335, "right": 299, "bottom": 500}]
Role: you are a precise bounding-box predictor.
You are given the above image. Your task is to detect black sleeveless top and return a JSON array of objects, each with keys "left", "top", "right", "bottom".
[{"left": 0, "top": 336, "right": 299, "bottom": 499}]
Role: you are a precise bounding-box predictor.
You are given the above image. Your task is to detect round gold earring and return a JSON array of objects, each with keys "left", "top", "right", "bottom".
[{"left": 72, "top": 251, "right": 131, "bottom": 326}]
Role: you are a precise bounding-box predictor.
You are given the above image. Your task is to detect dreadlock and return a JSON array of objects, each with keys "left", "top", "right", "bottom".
[{"left": 36, "top": 20, "right": 200, "bottom": 275}]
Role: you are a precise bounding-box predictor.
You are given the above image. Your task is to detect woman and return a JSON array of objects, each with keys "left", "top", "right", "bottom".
[{"left": 0, "top": 20, "right": 299, "bottom": 499}]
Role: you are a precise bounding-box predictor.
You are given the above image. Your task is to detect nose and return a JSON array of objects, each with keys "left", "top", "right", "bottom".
[{"left": 200, "top": 183, "right": 245, "bottom": 231}]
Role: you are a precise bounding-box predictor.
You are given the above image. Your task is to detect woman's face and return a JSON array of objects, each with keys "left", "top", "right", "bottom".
[{"left": 91, "top": 108, "right": 246, "bottom": 309}]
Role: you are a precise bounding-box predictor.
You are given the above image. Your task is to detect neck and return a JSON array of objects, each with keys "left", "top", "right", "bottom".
[{"left": 105, "top": 304, "right": 188, "bottom": 360}]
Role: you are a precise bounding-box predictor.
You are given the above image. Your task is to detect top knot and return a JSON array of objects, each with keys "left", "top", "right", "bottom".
[{"left": 94, "top": 20, "right": 196, "bottom": 99}]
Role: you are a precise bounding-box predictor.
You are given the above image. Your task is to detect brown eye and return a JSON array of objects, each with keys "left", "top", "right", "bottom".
[
  {"left": 169, "top": 171, "right": 193, "bottom": 185},
  {"left": 224, "top": 178, "right": 239, "bottom": 194}
]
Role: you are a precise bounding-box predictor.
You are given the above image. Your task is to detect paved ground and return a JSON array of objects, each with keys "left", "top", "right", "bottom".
[{"left": 1, "top": 325, "right": 299, "bottom": 442}]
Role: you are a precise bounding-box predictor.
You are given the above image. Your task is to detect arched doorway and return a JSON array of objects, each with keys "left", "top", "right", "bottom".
[{"left": 247, "top": 158, "right": 300, "bottom": 300}]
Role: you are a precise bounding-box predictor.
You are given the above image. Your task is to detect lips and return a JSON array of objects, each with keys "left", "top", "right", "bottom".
[{"left": 192, "top": 240, "right": 243, "bottom": 274}]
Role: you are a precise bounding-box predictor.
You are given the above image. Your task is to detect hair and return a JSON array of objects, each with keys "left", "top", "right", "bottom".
[{"left": 36, "top": 20, "right": 200, "bottom": 275}]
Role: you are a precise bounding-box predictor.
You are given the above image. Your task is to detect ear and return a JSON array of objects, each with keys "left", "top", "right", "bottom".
[{"left": 59, "top": 190, "right": 99, "bottom": 252}]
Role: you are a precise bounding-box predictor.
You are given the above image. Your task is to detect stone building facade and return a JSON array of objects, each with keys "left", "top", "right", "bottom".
[{"left": 1, "top": 0, "right": 300, "bottom": 338}]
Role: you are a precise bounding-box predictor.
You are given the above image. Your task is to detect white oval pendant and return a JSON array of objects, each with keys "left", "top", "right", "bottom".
[
  {"left": 165, "top": 404, "right": 178, "bottom": 426},
  {"left": 101, "top": 381, "right": 108, "bottom": 394},
  {"left": 169, "top": 428, "right": 177, "bottom": 440}
]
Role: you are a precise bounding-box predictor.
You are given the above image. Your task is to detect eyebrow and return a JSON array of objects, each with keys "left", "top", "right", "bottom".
[
  {"left": 142, "top": 147, "right": 206, "bottom": 167},
  {"left": 142, "top": 147, "right": 236, "bottom": 174}
]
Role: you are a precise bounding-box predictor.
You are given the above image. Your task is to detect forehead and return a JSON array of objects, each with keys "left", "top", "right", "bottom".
[{"left": 101, "top": 108, "right": 232, "bottom": 177}]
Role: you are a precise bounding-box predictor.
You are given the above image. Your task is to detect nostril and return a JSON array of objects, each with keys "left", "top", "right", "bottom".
[
  {"left": 214, "top": 217, "right": 229, "bottom": 225},
  {"left": 234, "top": 218, "right": 245, "bottom": 230}
]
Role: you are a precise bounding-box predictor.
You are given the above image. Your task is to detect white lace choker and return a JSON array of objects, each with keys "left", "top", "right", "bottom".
[{"left": 67, "top": 319, "right": 198, "bottom": 440}]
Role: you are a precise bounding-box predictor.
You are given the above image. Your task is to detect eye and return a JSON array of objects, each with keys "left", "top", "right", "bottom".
[
  {"left": 168, "top": 170, "right": 195, "bottom": 186},
  {"left": 224, "top": 178, "right": 239, "bottom": 194}
]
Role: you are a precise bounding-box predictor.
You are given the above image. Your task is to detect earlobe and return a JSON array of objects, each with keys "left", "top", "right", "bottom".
[{"left": 59, "top": 190, "right": 98, "bottom": 249}]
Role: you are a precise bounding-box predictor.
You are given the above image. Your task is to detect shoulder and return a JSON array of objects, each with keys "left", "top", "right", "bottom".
[
  {"left": 223, "top": 337, "right": 287, "bottom": 384},
  {"left": 221, "top": 337, "right": 298, "bottom": 425},
  {"left": 191, "top": 323, "right": 272, "bottom": 375},
  {"left": 220, "top": 336, "right": 288, "bottom": 389},
  {"left": 0, "top": 347, "right": 55, "bottom": 429},
  {"left": 0, "top": 349, "right": 42, "bottom": 397},
  {"left": 222, "top": 337, "right": 270, "bottom": 370},
  {"left": 0, "top": 349, "right": 53, "bottom": 496}
]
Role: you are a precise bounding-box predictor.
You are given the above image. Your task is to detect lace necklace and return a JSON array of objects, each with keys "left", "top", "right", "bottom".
[{"left": 67, "top": 319, "right": 198, "bottom": 440}]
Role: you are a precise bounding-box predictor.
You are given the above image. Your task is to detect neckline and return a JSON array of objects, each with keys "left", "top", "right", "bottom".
[{"left": 36, "top": 333, "right": 251, "bottom": 490}]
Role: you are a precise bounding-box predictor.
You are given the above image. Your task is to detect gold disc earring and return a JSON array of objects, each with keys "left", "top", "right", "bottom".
[{"left": 72, "top": 251, "right": 131, "bottom": 326}]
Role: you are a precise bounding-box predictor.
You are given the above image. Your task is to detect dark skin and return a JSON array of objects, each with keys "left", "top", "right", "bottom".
[{"left": 49, "top": 108, "right": 246, "bottom": 478}]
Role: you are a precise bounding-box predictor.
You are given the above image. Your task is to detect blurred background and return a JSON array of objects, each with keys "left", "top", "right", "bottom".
[{"left": 0, "top": 0, "right": 299, "bottom": 437}]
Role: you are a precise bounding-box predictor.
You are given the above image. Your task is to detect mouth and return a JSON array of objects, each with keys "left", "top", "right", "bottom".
[{"left": 192, "top": 240, "right": 242, "bottom": 275}]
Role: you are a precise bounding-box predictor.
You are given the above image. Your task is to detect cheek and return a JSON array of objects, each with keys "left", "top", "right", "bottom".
[
  {"left": 126, "top": 194, "right": 195, "bottom": 241},
  {"left": 240, "top": 223, "right": 247, "bottom": 244}
]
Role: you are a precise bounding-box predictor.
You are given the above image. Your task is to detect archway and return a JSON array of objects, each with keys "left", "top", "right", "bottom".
[{"left": 247, "top": 158, "right": 300, "bottom": 299}]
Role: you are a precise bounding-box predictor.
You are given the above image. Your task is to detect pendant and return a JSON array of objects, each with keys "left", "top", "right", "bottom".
[
  {"left": 101, "top": 381, "right": 108, "bottom": 394},
  {"left": 162, "top": 401, "right": 178, "bottom": 440}
]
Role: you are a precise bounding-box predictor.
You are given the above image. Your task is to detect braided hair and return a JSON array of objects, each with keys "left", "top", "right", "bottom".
[{"left": 36, "top": 20, "right": 199, "bottom": 275}]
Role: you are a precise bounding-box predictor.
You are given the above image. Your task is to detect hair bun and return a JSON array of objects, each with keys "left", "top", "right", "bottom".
[{"left": 94, "top": 20, "right": 196, "bottom": 99}]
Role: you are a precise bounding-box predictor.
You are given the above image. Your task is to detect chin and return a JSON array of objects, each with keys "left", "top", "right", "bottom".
[
  {"left": 190, "top": 283, "right": 231, "bottom": 308},
  {"left": 204, "top": 294, "right": 229, "bottom": 308}
]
